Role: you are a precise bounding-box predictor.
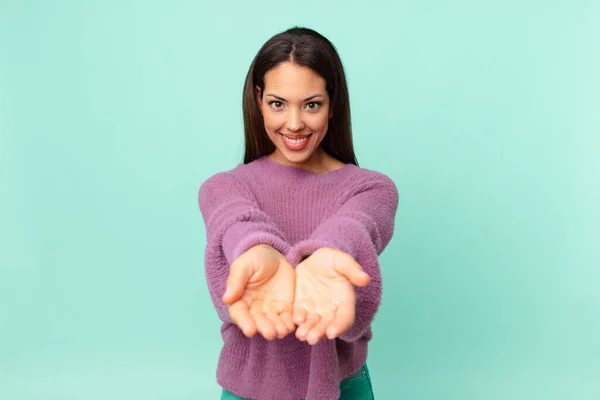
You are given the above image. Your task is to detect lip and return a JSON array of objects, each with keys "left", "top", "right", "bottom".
[{"left": 279, "top": 133, "right": 312, "bottom": 151}]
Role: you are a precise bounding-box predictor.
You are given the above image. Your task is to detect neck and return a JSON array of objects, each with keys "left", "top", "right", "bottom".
[{"left": 267, "top": 147, "right": 333, "bottom": 174}]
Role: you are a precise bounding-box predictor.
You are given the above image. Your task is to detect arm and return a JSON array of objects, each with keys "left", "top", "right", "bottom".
[
  {"left": 288, "top": 172, "right": 398, "bottom": 342},
  {"left": 198, "top": 171, "right": 291, "bottom": 323}
]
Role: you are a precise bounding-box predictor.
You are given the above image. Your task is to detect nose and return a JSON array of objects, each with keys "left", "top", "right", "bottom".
[{"left": 286, "top": 108, "right": 304, "bottom": 132}]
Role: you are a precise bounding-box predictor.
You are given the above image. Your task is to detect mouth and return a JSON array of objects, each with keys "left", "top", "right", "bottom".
[{"left": 280, "top": 133, "right": 312, "bottom": 151}]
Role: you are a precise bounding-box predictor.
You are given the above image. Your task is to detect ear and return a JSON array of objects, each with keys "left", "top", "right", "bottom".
[
  {"left": 329, "top": 107, "right": 333, "bottom": 119},
  {"left": 255, "top": 85, "right": 263, "bottom": 114}
]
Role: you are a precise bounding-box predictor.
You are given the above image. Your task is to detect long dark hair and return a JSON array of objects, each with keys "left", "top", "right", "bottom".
[{"left": 242, "top": 26, "right": 358, "bottom": 166}]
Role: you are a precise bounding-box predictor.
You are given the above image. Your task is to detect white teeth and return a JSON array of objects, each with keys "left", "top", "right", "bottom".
[{"left": 283, "top": 136, "right": 308, "bottom": 144}]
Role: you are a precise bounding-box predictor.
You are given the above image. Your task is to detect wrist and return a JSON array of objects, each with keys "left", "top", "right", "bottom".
[{"left": 253, "top": 244, "right": 274, "bottom": 250}]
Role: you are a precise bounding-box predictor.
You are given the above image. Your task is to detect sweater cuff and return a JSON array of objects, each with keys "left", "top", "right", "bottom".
[
  {"left": 286, "top": 238, "right": 355, "bottom": 267},
  {"left": 224, "top": 230, "right": 291, "bottom": 264}
]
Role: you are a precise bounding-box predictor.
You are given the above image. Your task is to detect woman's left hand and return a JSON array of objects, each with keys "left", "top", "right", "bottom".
[{"left": 293, "top": 247, "right": 370, "bottom": 345}]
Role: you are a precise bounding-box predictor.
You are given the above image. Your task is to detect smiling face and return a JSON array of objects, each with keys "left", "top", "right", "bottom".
[{"left": 257, "top": 62, "right": 333, "bottom": 171}]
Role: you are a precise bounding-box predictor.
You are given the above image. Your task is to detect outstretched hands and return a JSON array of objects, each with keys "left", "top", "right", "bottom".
[
  {"left": 293, "top": 248, "right": 370, "bottom": 344},
  {"left": 222, "top": 245, "right": 370, "bottom": 344},
  {"left": 222, "top": 244, "right": 296, "bottom": 340}
]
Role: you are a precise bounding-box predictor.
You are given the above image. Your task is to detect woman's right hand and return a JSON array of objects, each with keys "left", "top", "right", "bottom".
[{"left": 222, "top": 244, "right": 296, "bottom": 340}]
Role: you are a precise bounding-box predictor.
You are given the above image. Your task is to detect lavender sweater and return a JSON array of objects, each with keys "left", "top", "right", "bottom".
[{"left": 197, "top": 156, "right": 399, "bottom": 400}]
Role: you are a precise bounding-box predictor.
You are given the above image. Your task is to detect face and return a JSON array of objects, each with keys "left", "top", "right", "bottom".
[{"left": 257, "top": 62, "right": 333, "bottom": 169}]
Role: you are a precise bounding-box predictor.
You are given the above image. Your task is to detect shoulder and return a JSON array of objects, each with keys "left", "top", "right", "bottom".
[
  {"left": 334, "top": 164, "right": 399, "bottom": 208},
  {"left": 198, "top": 160, "right": 263, "bottom": 199},
  {"left": 199, "top": 169, "right": 235, "bottom": 192},
  {"left": 343, "top": 164, "right": 397, "bottom": 192},
  {"left": 198, "top": 168, "right": 239, "bottom": 198}
]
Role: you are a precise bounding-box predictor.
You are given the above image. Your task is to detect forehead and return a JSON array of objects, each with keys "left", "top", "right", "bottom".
[{"left": 263, "top": 62, "right": 327, "bottom": 96}]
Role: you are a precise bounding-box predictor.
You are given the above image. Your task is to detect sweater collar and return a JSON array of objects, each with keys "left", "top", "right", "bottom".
[{"left": 254, "top": 155, "right": 355, "bottom": 178}]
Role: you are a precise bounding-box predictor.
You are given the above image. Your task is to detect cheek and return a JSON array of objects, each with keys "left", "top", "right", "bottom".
[
  {"left": 311, "top": 114, "right": 329, "bottom": 133},
  {"left": 263, "top": 112, "right": 283, "bottom": 132}
]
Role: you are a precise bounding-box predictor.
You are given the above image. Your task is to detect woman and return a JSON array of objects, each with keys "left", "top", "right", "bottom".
[{"left": 198, "top": 26, "right": 399, "bottom": 400}]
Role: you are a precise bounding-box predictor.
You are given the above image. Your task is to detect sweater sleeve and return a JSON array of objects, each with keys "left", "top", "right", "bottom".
[
  {"left": 287, "top": 171, "right": 399, "bottom": 342},
  {"left": 198, "top": 171, "right": 291, "bottom": 323}
]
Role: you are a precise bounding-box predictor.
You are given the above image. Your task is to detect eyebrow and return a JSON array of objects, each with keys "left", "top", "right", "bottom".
[{"left": 266, "top": 93, "right": 324, "bottom": 101}]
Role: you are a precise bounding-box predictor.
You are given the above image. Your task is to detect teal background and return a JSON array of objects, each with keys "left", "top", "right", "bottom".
[{"left": 1, "top": 1, "right": 599, "bottom": 399}]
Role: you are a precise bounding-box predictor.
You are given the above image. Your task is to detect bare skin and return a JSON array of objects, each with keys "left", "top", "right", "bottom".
[
  {"left": 293, "top": 248, "right": 370, "bottom": 344},
  {"left": 256, "top": 61, "right": 345, "bottom": 175},
  {"left": 222, "top": 245, "right": 296, "bottom": 340},
  {"left": 223, "top": 245, "right": 369, "bottom": 344}
]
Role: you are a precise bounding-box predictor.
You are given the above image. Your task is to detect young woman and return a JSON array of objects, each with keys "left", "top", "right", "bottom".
[{"left": 198, "top": 26, "right": 399, "bottom": 400}]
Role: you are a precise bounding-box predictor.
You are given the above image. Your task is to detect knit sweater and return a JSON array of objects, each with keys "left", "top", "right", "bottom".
[{"left": 197, "top": 156, "right": 399, "bottom": 400}]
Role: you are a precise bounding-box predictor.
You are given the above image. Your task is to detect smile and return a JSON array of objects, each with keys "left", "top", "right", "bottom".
[
  {"left": 283, "top": 135, "right": 309, "bottom": 143},
  {"left": 280, "top": 133, "right": 312, "bottom": 150}
]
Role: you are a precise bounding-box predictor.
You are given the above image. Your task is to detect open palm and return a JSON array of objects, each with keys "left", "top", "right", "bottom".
[
  {"left": 223, "top": 245, "right": 295, "bottom": 340},
  {"left": 293, "top": 248, "right": 370, "bottom": 345}
]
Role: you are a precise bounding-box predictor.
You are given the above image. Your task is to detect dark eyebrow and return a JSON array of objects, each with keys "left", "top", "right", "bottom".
[{"left": 266, "top": 93, "right": 324, "bottom": 102}]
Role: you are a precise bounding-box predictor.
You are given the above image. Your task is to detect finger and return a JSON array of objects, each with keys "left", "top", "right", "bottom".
[
  {"left": 306, "top": 312, "right": 334, "bottom": 345},
  {"left": 228, "top": 302, "right": 256, "bottom": 337},
  {"left": 252, "top": 310, "right": 277, "bottom": 340},
  {"left": 280, "top": 311, "right": 295, "bottom": 332},
  {"left": 326, "top": 301, "right": 355, "bottom": 339},
  {"left": 269, "top": 301, "right": 295, "bottom": 333},
  {"left": 293, "top": 306, "right": 307, "bottom": 325},
  {"left": 296, "top": 312, "right": 320, "bottom": 342},
  {"left": 338, "top": 261, "right": 370, "bottom": 287},
  {"left": 223, "top": 261, "right": 252, "bottom": 304},
  {"left": 265, "top": 311, "right": 289, "bottom": 339}
]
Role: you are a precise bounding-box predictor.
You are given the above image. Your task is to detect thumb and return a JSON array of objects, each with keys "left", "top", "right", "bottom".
[
  {"left": 338, "top": 260, "right": 370, "bottom": 287},
  {"left": 223, "top": 260, "right": 253, "bottom": 304}
]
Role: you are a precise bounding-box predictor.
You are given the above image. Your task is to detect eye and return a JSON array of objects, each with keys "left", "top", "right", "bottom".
[
  {"left": 268, "top": 101, "right": 284, "bottom": 110},
  {"left": 306, "top": 102, "right": 322, "bottom": 111}
]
